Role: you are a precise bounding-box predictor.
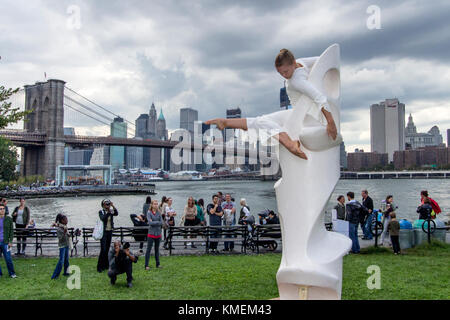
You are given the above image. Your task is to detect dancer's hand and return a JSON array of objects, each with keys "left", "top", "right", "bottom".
[
  {"left": 326, "top": 121, "right": 337, "bottom": 140},
  {"left": 205, "top": 118, "right": 227, "bottom": 130}
]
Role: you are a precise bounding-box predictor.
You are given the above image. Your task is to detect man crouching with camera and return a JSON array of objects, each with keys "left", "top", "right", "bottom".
[{"left": 108, "top": 240, "right": 138, "bottom": 288}]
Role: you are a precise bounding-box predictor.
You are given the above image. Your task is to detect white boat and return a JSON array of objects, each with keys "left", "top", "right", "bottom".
[{"left": 169, "top": 171, "right": 203, "bottom": 181}]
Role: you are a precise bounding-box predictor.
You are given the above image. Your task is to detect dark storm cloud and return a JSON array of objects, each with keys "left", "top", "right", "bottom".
[{"left": 1, "top": 0, "right": 449, "bottom": 147}]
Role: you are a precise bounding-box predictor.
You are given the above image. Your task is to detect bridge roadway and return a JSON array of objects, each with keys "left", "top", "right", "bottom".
[{"left": 0, "top": 130, "right": 267, "bottom": 159}]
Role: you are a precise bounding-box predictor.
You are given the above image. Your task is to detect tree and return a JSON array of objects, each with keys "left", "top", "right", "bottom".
[
  {"left": 0, "top": 85, "right": 31, "bottom": 181},
  {"left": 0, "top": 138, "right": 18, "bottom": 181},
  {"left": 0, "top": 86, "right": 29, "bottom": 130}
]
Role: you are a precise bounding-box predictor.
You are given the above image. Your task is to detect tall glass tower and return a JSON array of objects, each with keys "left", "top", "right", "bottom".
[{"left": 110, "top": 117, "right": 127, "bottom": 170}]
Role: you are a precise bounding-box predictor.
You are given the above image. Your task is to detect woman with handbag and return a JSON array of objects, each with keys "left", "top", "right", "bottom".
[
  {"left": 12, "top": 197, "right": 31, "bottom": 256},
  {"left": 97, "top": 199, "right": 118, "bottom": 272}
]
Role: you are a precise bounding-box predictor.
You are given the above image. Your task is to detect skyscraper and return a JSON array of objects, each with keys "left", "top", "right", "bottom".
[
  {"left": 225, "top": 107, "right": 241, "bottom": 143},
  {"left": 135, "top": 113, "right": 150, "bottom": 167},
  {"left": 280, "top": 85, "right": 291, "bottom": 110},
  {"left": 178, "top": 107, "right": 198, "bottom": 171},
  {"left": 133, "top": 104, "right": 168, "bottom": 169},
  {"left": 447, "top": 129, "right": 450, "bottom": 147},
  {"left": 370, "top": 98, "right": 405, "bottom": 162},
  {"left": 110, "top": 117, "right": 127, "bottom": 170},
  {"left": 180, "top": 107, "right": 198, "bottom": 134},
  {"left": 339, "top": 141, "right": 347, "bottom": 169},
  {"left": 156, "top": 108, "right": 169, "bottom": 170}
]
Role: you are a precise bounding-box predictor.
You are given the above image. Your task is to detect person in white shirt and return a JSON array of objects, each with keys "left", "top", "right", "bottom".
[{"left": 206, "top": 48, "right": 338, "bottom": 160}]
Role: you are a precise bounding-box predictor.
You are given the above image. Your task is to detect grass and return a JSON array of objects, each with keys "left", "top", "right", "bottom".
[{"left": 0, "top": 241, "right": 448, "bottom": 300}]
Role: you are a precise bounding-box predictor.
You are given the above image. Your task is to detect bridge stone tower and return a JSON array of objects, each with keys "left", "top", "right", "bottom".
[{"left": 21, "top": 79, "right": 65, "bottom": 180}]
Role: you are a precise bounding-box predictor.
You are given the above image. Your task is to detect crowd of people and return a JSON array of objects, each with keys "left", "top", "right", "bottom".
[
  {"left": 93, "top": 191, "right": 278, "bottom": 287},
  {"left": 334, "top": 189, "right": 441, "bottom": 255},
  {"left": 0, "top": 188, "right": 441, "bottom": 286}
]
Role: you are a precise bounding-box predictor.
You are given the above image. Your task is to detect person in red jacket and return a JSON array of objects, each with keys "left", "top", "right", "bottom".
[{"left": 420, "top": 190, "right": 441, "bottom": 218}]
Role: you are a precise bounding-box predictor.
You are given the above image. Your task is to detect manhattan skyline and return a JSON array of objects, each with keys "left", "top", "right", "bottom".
[{"left": 1, "top": 0, "right": 449, "bottom": 153}]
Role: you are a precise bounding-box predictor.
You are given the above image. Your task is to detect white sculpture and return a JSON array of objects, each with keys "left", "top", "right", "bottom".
[
  {"left": 206, "top": 43, "right": 351, "bottom": 300},
  {"left": 275, "top": 43, "right": 351, "bottom": 300}
]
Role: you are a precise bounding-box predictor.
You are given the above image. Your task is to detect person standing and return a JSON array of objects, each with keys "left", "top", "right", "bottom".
[
  {"left": 0, "top": 203, "right": 17, "bottom": 278},
  {"left": 387, "top": 212, "right": 401, "bottom": 254},
  {"left": 159, "top": 196, "right": 168, "bottom": 215},
  {"left": 217, "top": 192, "right": 225, "bottom": 206},
  {"left": 207, "top": 195, "right": 223, "bottom": 254},
  {"left": 145, "top": 200, "right": 163, "bottom": 269},
  {"left": 183, "top": 197, "right": 199, "bottom": 249},
  {"left": 108, "top": 240, "right": 138, "bottom": 288},
  {"left": 222, "top": 194, "right": 236, "bottom": 252},
  {"left": 380, "top": 195, "right": 395, "bottom": 247},
  {"left": 163, "top": 197, "right": 176, "bottom": 250},
  {"left": 345, "top": 192, "right": 365, "bottom": 254},
  {"left": 195, "top": 199, "right": 206, "bottom": 226},
  {"left": 0, "top": 198, "right": 9, "bottom": 216},
  {"left": 12, "top": 197, "right": 30, "bottom": 255},
  {"left": 334, "top": 195, "right": 346, "bottom": 220},
  {"left": 51, "top": 214, "right": 70, "bottom": 279},
  {"left": 97, "top": 199, "right": 118, "bottom": 273},
  {"left": 143, "top": 196, "right": 152, "bottom": 215},
  {"left": 361, "top": 190, "right": 374, "bottom": 240},
  {"left": 420, "top": 190, "right": 441, "bottom": 219}
]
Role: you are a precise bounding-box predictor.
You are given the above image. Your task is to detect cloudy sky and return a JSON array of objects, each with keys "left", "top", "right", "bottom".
[{"left": 1, "top": 0, "right": 449, "bottom": 151}]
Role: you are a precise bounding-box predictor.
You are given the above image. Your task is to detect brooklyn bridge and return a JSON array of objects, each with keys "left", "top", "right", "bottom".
[{"left": 0, "top": 79, "right": 270, "bottom": 180}]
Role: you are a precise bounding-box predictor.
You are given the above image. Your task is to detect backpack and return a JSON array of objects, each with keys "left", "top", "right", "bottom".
[{"left": 93, "top": 219, "right": 104, "bottom": 240}]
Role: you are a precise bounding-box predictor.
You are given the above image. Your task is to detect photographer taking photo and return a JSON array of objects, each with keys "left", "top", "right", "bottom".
[
  {"left": 97, "top": 199, "right": 118, "bottom": 273},
  {"left": 108, "top": 240, "right": 138, "bottom": 288}
]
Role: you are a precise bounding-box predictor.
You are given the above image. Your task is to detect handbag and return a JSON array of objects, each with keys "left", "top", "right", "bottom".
[{"left": 93, "top": 219, "right": 104, "bottom": 240}]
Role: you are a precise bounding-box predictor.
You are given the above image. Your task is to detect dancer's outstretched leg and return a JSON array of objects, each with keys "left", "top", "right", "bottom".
[{"left": 205, "top": 118, "right": 307, "bottom": 160}]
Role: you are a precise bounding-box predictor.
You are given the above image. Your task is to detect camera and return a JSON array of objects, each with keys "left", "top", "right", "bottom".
[{"left": 123, "top": 242, "right": 130, "bottom": 250}]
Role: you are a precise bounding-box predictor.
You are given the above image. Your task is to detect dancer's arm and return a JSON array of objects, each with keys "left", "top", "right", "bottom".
[
  {"left": 290, "top": 75, "right": 337, "bottom": 140},
  {"left": 204, "top": 118, "right": 248, "bottom": 131}
]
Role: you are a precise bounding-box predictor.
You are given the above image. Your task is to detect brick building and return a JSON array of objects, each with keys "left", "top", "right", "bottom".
[
  {"left": 347, "top": 151, "right": 388, "bottom": 171},
  {"left": 393, "top": 146, "right": 450, "bottom": 169}
]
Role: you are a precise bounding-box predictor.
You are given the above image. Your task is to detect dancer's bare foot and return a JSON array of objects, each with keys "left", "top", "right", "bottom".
[
  {"left": 286, "top": 140, "right": 308, "bottom": 160},
  {"left": 205, "top": 118, "right": 227, "bottom": 130}
]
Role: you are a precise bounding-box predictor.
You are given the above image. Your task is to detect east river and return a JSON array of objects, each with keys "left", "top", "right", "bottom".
[{"left": 5, "top": 179, "right": 449, "bottom": 228}]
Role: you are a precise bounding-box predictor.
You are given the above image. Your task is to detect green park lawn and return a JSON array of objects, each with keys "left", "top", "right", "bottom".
[{"left": 0, "top": 241, "right": 448, "bottom": 300}]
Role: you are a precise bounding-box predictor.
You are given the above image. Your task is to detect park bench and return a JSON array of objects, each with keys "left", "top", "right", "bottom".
[
  {"left": 167, "top": 226, "right": 210, "bottom": 255},
  {"left": 166, "top": 225, "right": 249, "bottom": 255},
  {"left": 252, "top": 222, "right": 333, "bottom": 253},
  {"left": 82, "top": 226, "right": 149, "bottom": 256},
  {"left": 207, "top": 225, "right": 249, "bottom": 254},
  {"left": 253, "top": 224, "right": 282, "bottom": 253},
  {"left": 12, "top": 227, "right": 80, "bottom": 257}
]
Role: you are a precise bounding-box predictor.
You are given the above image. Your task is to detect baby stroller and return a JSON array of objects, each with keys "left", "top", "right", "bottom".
[
  {"left": 239, "top": 214, "right": 257, "bottom": 252},
  {"left": 130, "top": 214, "right": 148, "bottom": 253}
]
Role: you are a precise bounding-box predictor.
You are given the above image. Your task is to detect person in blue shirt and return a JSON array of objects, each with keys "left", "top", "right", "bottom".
[{"left": 207, "top": 195, "right": 223, "bottom": 254}]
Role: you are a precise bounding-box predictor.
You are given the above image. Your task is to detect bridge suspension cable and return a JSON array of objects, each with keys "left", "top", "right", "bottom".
[
  {"left": 63, "top": 94, "right": 135, "bottom": 137},
  {"left": 64, "top": 86, "right": 136, "bottom": 129},
  {"left": 63, "top": 103, "right": 112, "bottom": 128}
]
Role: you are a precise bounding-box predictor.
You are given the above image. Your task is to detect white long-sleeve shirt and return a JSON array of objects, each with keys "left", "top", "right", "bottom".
[
  {"left": 286, "top": 57, "right": 331, "bottom": 121},
  {"left": 247, "top": 56, "right": 330, "bottom": 135}
]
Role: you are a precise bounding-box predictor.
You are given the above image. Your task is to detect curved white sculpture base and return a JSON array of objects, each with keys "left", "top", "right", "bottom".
[{"left": 274, "top": 44, "right": 352, "bottom": 300}]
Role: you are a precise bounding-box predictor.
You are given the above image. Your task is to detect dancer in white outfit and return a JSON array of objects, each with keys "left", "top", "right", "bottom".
[{"left": 205, "top": 49, "right": 338, "bottom": 159}]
